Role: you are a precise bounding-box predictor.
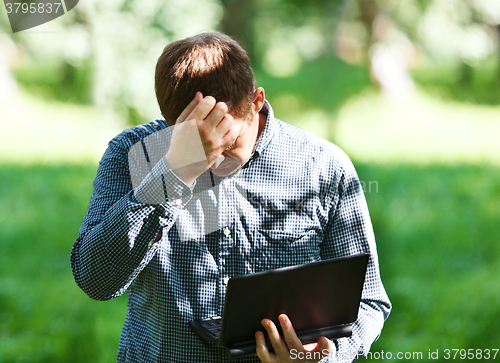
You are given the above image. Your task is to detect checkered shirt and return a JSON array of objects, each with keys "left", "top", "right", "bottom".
[{"left": 71, "top": 101, "right": 391, "bottom": 363}]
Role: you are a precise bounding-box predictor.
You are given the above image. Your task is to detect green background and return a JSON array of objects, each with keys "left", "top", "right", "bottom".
[{"left": 1, "top": 0, "right": 500, "bottom": 361}]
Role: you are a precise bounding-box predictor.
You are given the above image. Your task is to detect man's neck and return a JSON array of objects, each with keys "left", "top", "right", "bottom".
[{"left": 257, "top": 112, "right": 267, "bottom": 140}]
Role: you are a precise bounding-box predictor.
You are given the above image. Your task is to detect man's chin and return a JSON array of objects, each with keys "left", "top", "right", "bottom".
[
  {"left": 210, "top": 165, "right": 241, "bottom": 177},
  {"left": 209, "top": 157, "right": 242, "bottom": 176}
]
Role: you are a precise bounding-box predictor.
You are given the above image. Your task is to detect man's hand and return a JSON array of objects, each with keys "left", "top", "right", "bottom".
[
  {"left": 165, "top": 92, "right": 238, "bottom": 185},
  {"left": 256, "top": 314, "right": 334, "bottom": 363}
]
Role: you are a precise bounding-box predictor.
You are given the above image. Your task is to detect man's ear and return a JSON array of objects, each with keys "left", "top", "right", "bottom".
[{"left": 252, "top": 87, "right": 265, "bottom": 114}]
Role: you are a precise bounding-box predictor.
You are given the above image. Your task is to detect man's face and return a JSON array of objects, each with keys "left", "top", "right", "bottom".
[
  {"left": 209, "top": 113, "right": 260, "bottom": 177},
  {"left": 209, "top": 87, "right": 265, "bottom": 177}
]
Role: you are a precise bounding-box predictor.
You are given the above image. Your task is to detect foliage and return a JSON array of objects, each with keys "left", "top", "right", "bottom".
[
  {"left": 11, "top": 60, "right": 93, "bottom": 104},
  {"left": 4, "top": 0, "right": 500, "bottom": 125},
  {"left": 256, "top": 53, "right": 370, "bottom": 113},
  {"left": 1, "top": 5, "right": 93, "bottom": 104},
  {"left": 339, "top": 0, "right": 500, "bottom": 66},
  {"left": 410, "top": 59, "right": 500, "bottom": 106},
  {"left": 1, "top": 1, "right": 500, "bottom": 361}
]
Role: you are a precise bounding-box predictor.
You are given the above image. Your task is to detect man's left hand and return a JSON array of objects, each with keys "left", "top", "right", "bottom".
[{"left": 255, "top": 314, "right": 334, "bottom": 363}]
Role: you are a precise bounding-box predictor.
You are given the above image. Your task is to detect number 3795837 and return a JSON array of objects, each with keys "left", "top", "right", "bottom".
[
  {"left": 5, "top": 2, "right": 62, "bottom": 14},
  {"left": 444, "top": 349, "right": 498, "bottom": 360}
]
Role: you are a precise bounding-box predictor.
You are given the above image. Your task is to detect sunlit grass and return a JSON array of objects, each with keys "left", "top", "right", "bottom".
[
  {"left": 0, "top": 90, "right": 121, "bottom": 163},
  {"left": 3, "top": 83, "right": 500, "bottom": 166},
  {"left": 334, "top": 88, "right": 500, "bottom": 165}
]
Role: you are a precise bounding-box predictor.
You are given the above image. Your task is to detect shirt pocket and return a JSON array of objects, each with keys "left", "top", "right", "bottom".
[{"left": 251, "top": 229, "right": 321, "bottom": 271}]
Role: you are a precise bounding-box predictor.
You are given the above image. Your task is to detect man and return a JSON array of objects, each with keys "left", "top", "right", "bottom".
[{"left": 71, "top": 32, "right": 391, "bottom": 363}]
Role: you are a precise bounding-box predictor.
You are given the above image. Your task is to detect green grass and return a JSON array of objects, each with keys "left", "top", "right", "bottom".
[
  {"left": 0, "top": 90, "right": 116, "bottom": 163},
  {"left": 335, "top": 89, "right": 500, "bottom": 165},
  {"left": 1, "top": 162, "right": 499, "bottom": 362},
  {"left": 356, "top": 163, "right": 500, "bottom": 361},
  {"left": 0, "top": 163, "right": 126, "bottom": 363}
]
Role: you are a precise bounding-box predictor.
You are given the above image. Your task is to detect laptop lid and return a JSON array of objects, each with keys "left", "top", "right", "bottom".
[{"left": 219, "top": 253, "right": 369, "bottom": 348}]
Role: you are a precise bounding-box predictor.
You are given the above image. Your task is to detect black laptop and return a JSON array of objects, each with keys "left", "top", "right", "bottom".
[{"left": 189, "top": 253, "right": 369, "bottom": 359}]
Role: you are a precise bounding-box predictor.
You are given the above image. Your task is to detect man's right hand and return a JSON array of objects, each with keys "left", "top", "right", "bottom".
[{"left": 165, "top": 92, "right": 238, "bottom": 186}]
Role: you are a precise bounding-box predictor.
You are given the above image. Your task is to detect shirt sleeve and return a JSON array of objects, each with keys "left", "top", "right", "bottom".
[
  {"left": 70, "top": 134, "right": 194, "bottom": 301},
  {"left": 319, "top": 157, "right": 392, "bottom": 362}
]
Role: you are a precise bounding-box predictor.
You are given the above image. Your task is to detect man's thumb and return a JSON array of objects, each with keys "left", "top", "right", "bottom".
[{"left": 319, "top": 337, "right": 331, "bottom": 353}]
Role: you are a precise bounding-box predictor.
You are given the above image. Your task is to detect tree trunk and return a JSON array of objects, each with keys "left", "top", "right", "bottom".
[{"left": 219, "top": 0, "right": 257, "bottom": 62}]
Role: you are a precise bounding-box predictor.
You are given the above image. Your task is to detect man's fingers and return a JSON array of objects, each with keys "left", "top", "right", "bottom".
[
  {"left": 261, "top": 319, "right": 289, "bottom": 358},
  {"left": 185, "top": 95, "right": 217, "bottom": 124},
  {"left": 175, "top": 92, "right": 203, "bottom": 124},
  {"left": 303, "top": 342, "right": 319, "bottom": 352},
  {"left": 303, "top": 337, "right": 333, "bottom": 362},
  {"left": 217, "top": 113, "right": 235, "bottom": 139},
  {"left": 278, "top": 314, "right": 303, "bottom": 352},
  {"left": 207, "top": 113, "right": 237, "bottom": 155},
  {"left": 318, "top": 336, "right": 334, "bottom": 354},
  {"left": 204, "top": 101, "right": 229, "bottom": 129},
  {"left": 255, "top": 331, "right": 273, "bottom": 363},
  {"left": 172, "top": 95, "right": 236, "bottom": 165}
]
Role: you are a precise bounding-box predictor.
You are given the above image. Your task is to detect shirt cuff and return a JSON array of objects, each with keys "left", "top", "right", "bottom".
[{"left": 133, "top": 156, "right": 194, "bottom": 207}]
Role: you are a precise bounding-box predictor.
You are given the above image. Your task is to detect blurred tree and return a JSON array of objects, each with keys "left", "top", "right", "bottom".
[
  {"left": 1, "top": 4, "right": 93, "bottom": 104},
  {"left": 284, "top": 0, "right": 345, "bottom": 53},
  {"left": 336, "top": 0, "right": 500, "bottom": 95},
  {"left": 92, "top": 0, "right": 222, "bottom": 127},
  {"left": 467, "top": 0, "right": 500, "bottom": 82},
  {"left": 220, "top": 0, "right": 257, "bottom": 61},
  {"left": 1, "top": 0, "right": 223, "bottom": 126}
]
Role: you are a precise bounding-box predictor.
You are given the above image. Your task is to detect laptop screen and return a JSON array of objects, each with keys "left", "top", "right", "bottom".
[{"left": 219, "top": 253, "right": 369, "bottom": 347}]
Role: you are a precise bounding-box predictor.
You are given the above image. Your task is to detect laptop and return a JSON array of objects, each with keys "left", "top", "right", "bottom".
[{"left": 189, "top": 253, "right": 369, "bottom": 359}]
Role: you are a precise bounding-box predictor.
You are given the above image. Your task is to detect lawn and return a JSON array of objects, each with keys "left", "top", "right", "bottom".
[
  {"left": 1, "top": 161, "right": 499, "bottom": 362},
  {"left": 0, "top": 163, "right": 126, "bottom": 363},
  {"left": 1, "top": 86, "right": 499, "bottom": 362},
  {"left": 358, "top": 163, "right": 500, "bottom": 361}
]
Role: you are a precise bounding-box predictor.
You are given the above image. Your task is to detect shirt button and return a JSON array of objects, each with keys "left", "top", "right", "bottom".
[
  {"left": 175, "top": 199, "right": 182, "bottom": 206},
  {"left": 224, "top": 179, "right": 230, "bottom": 186},
  {"left": 223, "top": 276, "right": 230, "bottom": 285},
  {"left": 223, "top": 228, "right": 230, "bottom": 236}
]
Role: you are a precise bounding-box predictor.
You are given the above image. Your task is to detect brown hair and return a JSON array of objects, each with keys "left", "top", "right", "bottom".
[{"left": 155, "top": 32, "right": 255, "bottom": 126}]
